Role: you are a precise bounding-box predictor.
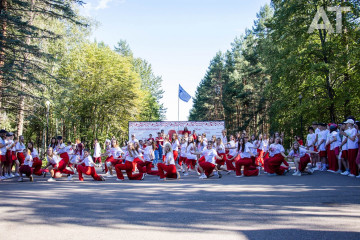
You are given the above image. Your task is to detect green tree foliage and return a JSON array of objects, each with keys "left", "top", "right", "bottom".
[{"left": 190, "top": 1, "right": 360, "bottom": 145}]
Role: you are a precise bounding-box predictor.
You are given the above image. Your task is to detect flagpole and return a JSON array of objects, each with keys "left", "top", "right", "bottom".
[{"left": 178, "top": 85, "right": 180, "bottom": 121}]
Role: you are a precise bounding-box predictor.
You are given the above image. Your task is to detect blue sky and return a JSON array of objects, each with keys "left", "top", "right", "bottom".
[{"left": 80, "top": 0, "right": 270, "bottom": 121}]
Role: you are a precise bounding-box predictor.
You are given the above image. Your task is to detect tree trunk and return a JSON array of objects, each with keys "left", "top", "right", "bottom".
[{"left": 0, "top": 0, "right": 7, "bottom": 123}]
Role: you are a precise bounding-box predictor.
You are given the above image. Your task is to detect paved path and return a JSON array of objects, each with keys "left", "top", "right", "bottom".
[{"left": 0, "top": 169, "right": 359, "bottom": 240}]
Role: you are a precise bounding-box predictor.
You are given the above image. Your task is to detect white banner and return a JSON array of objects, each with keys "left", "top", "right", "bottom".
[{"left": 128, "top": 121, "right": 225, "bottom": 141}]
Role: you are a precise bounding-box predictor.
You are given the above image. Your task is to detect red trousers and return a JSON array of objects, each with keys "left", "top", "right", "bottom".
[
  {"left": 267, "top": 154, "right": 287, "bottom": 175},
  {"left": 104, "top": 156, "right": 122, "bottom": 173},
  {"left": 178, "top": 156, "right": 186, "bottom": 166},
  {"left": 19, "top": 165, "right": 33, "bottom": 177},
  {"left": 235, "top": 158, "right": 259, "bottom": 176},
  {"left": 327, "top": 150, "right": 339, "bottom": 172},
  {"left": 185, "top": 158, "right": 196, "bottom": 169},
  {"left": 137, "top": 161, "right": 159, "bottom": 175},
  {"left": 93, "top": 157, "right": 102, "bottom": 164},
  {"left": 60, "top": 152, "right": 69, "bottom": 163},
  {"left": 77, "top": 165, "right": 102, "bottom": 181},
  {"left": 226, "top": 155, "right": 239, "bottom": 171},
  {"left": 199, "top": 162, "right": 215, "bottom": 177},
  {"left": 32, "top": 157, "right": 43, "bottom": 176},
  {"left": 115, "top": 161, "right": 144, "bottom": 180},
  {"left": 173, "top": 150, "right": 178, "bottom": 161},
  {"left": 157, "top": 163, "right": 177, "bottom": 179},
  {"left": 298, "top": 154, "right": 311, "bottom": 172},
  {"left": 17, "top": 152, "right": 25, "bottom": 165},
  {"left": 133, "top": 157, "right": 143, "bottom": 172},
  {"left": 216, "top": 153, "right": 226, "bottom": 165},
  {"left": 256, "top": 149, "right": 264, "bottom": 166},
  {"left": 12, "top": 151, "right": 17, "bottom": 161},
  {"left": 198, "top": 156, "right": 205, "bottom": 164},
  {"left": 348, "top": 148, "right": 359, "bottom": 176},
  {"left": 55, "top": 159, "right": 74, "bottom": 176},
  {"left": 5, "top": 150, "right": 12, "bottom": 165}
]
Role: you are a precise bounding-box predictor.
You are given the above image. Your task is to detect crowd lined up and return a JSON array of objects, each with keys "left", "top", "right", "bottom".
[{"left": 1, "top": 117, "right": 360, "bottom": 182}]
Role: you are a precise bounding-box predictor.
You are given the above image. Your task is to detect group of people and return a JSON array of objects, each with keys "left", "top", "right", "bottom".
[{"left": 1, "top": 116, "right": 360, "bottom": 182}]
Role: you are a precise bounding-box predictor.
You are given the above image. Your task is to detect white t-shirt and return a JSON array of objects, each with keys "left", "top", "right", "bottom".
[
  {"left": 47, "top": 154, "right": 61, "bottom": 165},
  {"left": 306, "top": 133, "right": 316, "bottom": 151},
  {"left": 55, "top": 143, "right": 66, "bottom": 154},
  {"left": 202, "top": 148, "right": 218, "bottom": 164},
  {"left": 110, "top": 147, "right": 123, "bottom": 159},
  {"left": 341, "top": 136, "right": 348, "bottom": 151},
  {"left": 222, "top": 135, "right": 228, "bottom": 145},
  {"left": 329, "top": 131, "right": 338, "bottom": 150},
  {"left": 288, "top": 147, "right": 307, "bottom": 158},
  {"left": 124, "top": 150, "right": 134, "bottom": 162},
  {"left": 81, "top": 156, "right": 95, "bottom": 167},
  {"left": 216, "top": 143, "right": 225, "bottom": 154},
  {"left": 228, "top": 140, "right": 238, "bottom": 157},
  {"left": 317, "top": 130, "right": 327, "bottom": 151},
  {"left": 268, "top": 143, "right": 285, "bottom": 157},
  {"left": 260, "top": 139, "right": 269, "bottom": 152},
  {"left": 165, "top": 151, "right": 175, "bottom": 165},
  {"left": 172, "top": 140, "right": 180, "bottom": 152},
  {"left": 186, "top": 144, "right": 197, "bottom": 160},
  {"left": 143, "top": 146, "right": 154, "bottom": 162},
  {"left": 239, "top": 142, "right": 253, "bottom": 159},
  {"left": 31, "top": 148, "right": 39, "bottom": 159},
  {"left": 93, "top": 143, "right": 101, "bottom": 158},
  {"left": 180, "top": 143, "right": 187, "bottom": 157},
  {"left": 345, "top": 128, "right": 358, "bottom": 149},
  {"left": 24, "top": 155, "right": 33, "bottom": 167},
  {"left": 0, "top": 138, "right": 7, "bottom": 155}
]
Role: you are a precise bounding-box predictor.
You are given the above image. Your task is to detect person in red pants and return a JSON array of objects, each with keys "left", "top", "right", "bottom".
[
  {"left": 287, "top": 141, "right": 318, "bottom": 176},
  {"left": 171, "top": 133, "right": 180, "bottom": 163},
  {"left": 28, "top": 142, "right": 43, "bottom": 176},
  {"left": 178, "top": 138, "right": 187, "bottom": 173},
  {"left": 234, "top": 137, "right": 260, "bottom": 177},
  {"left": 225, "top": 135, "right": 239, "bottom": 174},
  {"left": 215, "top": 138, "right": 226, "bottom": 170},
  {"left": 15, "top": 135, "right": 26, "bottom": 165},
  {"left": 77, "top": 149, "right": 105, "bottom": 181},
  {"left": 105, "top": 139, "right": 124, "bottom": 177},
  {"left": 137, "top": 141, "right": 159, "bottom": 175},
  {"left": 115, "top": 143, "right": 144, "bottom": 181},
  {"left": 340, "top": 119, "right": 359, "bottom": 177},
  {"left": 45, "top": 147, "right": 73, "bottom": 182},
  {"left": 184, "top": 136, "right": 197, "bottom": 176},
  {"left": 191, "top": 140, "right": 223, "bottom": 179},
  {"left": 158, "top": 143, "right": 180, "bottom": 180},
  {"left": 55, "top": 136, "right": 74, "bottom": 180},
  {"left": 18, "top": 149, "right": 34, "bottom": 182},
  {"left": 265, "top": 137, "right": 288, "bottom": 176}
]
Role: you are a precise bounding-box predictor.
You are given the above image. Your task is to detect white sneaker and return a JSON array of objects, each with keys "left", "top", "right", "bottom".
[
  {"left": 335, "top": 170, "right": 342, "bottom": 174},
  {"left": 196, "top": 171, "right": 201, "bottom": 176},
  {"left": 4, "top": 173, "right": 9, "bottom": 179},
  {"left": 14, "top": 173, "right": 20, "bottom": 177},
  {"left": 183, "top": 172, "right": 189, "bottom": 176},
  {"left": 312, "top": 167, "right": 319, "bottom": 171},
  {"left": 235, "top": 175, "right": 244, "bottom": 178},
  {"left": 17, "top": 177, "right": 23, "bottom": 182},
  {"left": 293, "top": 171, "right": 301, "bottom": 177},
  {"left": 116, "top": 178, "right": 124, "bottom": 181},
  {"left": 226, "top": 170, "right": 234, "bottom": 175},
  {"left": 356, "top": 175, "right": 360, "bottom": 178},
  {"left": 341, "top": 171, "right": 350, "bottom": 176},
  {"left": 308, "top": 168, "right": 314, "bottom": 174},
  {"left": 199, "top": 174, "right": 207, "bottom": 179},
  {"left": 67, "top": 175, "right": 73, "bottom": 181},
  {"left": 9, "top": 173, "right": 15, "bottom": 178},
  {"left": 327, "top": 169, "right": 335, "bottom": 173},
  {"left": 320, "top": 166, "right": 327, "bottom": 171},
  {"left": 47, "top": 178, "right": 56, "bottom": 182},
  {"left": 0, "top": 176, "right": 6, "bottom": 180},
  {"left": 106, "top": 173, "right": 114, "bottom": 178},
  {"left": 348, "top": 174, "right": 356, "bottom": 177}
]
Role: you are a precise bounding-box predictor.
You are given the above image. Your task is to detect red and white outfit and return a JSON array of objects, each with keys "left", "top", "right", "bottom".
[
  {"left": 0, "top": 137, "right": 7, "bottom": 164},
  {"left": 54, "top": 143, "right": 74, "bottom": 175},
  {"left": 31, "top": 148, "right": 43, "bottom": 176},
  {"left": 179, "top": 143, "right": 187, "bottom": 166},
  {"left": 264, "top": 143, "right": 288, "bottom": 175},
  {"left": 198, "top": 148, "right": 218, "bottom": 177},
  {"left": 288, "top": 148, "right": 310, "bottom": 172},
  {"left": 307, "top": 133, "right": 316, "bottom": 151},
  {"left": 158, "top": 152, "right": 177, "bottom": 179},
  {"left": 216, "top": 143, "right": 226, "bottom": 165},
  {"left": 5, "top": 139, "right": 13, "bottom": 166},
  {"left": 105, "top": 147, "right": 123, "bottom": 173},
  {"left": 19, "top": 154, "right": 33, "bottom": 177},
  {"left": 77, "top": 155, "right": 102, "bottom": 181},
  {"left": 327, "top": 131, "right": 340, "bottom": 171},
  {"left": 115, "top": 151, "right": 144, "bottom": 180},
  {"left": 345, "top": 127, "right": 358, "bottom": 176},
  {"left": 137, "top": 146, "right": 158, "bottom": 175},
  {"left": 93, "top": 142, "right": 102, "bottom": 164},
  {"left": 317, "top": 130, "right": 327, "bottom": 157},
  {"left": 185, "top": 143, "right": 197, "bottom": 169},
  {"left": 235, "top": 142, "right": 259, "bottom": 177},
  {"left": 172, "top": 139, "right": 180, "bottom": 161},
  {"left": 226, "top": 140, "right": 239, "bottom": 171},
  {"left": 15, "top": 141, "right": 26, "bottom": 165}
]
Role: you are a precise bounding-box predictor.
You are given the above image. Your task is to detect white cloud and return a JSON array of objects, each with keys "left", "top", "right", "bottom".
[
  {"left": 81, "top": 0, "right": 125, "bottom": 16},
  {"left": 95, "top": 0, "right": 113, "bottom": 10}
]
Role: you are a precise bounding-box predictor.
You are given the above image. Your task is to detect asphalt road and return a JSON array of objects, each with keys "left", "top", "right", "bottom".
[{"left": 0, "top": 168, "right": 359, "bottom": 240}]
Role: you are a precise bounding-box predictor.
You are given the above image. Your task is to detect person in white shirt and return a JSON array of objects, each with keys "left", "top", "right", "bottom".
[
  {"left": 234, "top": 137, "right": 260, "bottom": 177},
  {"left": 215, "top": 137, "right": 226, "bottom": 169},
  {"left": 18, "top": 149, "right": 34, "bottom": 182},
  {"left": 171, "top": 133, "right": 180, "bottom": 162},
  {"left": 129, "top": 134, "right": 139, "bottom": 145},
  {"left": 114, "top": 143, "right": 144, "bottom": 181},
  {"left": 315, "top": 123, "right": 328, "bottom": 171},
  {"left": 191, "top": 140, "right": 223, "bottom": 179},
  {"left": 15, "top": 135, "right": 26, "bottom": 165},
  {"left": 28, "top": 142, "right": 43, "bottom": 176},
  {"left": 287, "top": 141, "right": 318, "bottom": 176},
  {"left": 3, "top": 132, "right": 15, "bottom": 179},
  {"left": 184, "top": 136, "right": 197, "bottom": 176},
  {"left": 264, "top": 137, "right": 289, "bottom": 176},
  {"left": 338, "top": 123, "right": 350, "bottom": 175},
  {"left": 340, "top": 118, "right": 358, "bottom": 177},
  {"left": 325, "top": 124, "right": 340, "bottom": 173},
  {"left": 54, "top": 136, "right": 74, "bottom": 179},
  {"left": 93, "top": 139, "right": 102, "bottom": 166},
  {"left": 221, "top": 129, "right": 228, "bottom": 146},
  {"left": 0, "top": 129, "right": 8, "bottom": 180},
  {"left": 178, "top": 138, "right": 188, "bottom": 172},
  {"left": 305, "top": 126, "right": 318, "bottom": 169},
  {"left": 77, "top": 149, "right": 105, "bottom": 181},
  {"left": 44, "top": 147, "right": 73, "bottom": 182},
  {"left": 105, "top": 139, "right": 124, "bottom": 177},
  {"left": 225, "top": 135, "right": 238, "bottom": 173},
  {"left": 137, "top": 141, "right": 158, "bottom": 175},
  {"left": 157, "top": 142, "right": 180, "bottom": 180}
]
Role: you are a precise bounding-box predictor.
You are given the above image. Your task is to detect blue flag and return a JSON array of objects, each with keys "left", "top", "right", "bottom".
[{"left": 179, "top": 84, "right": 191, "bottom": 102}]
